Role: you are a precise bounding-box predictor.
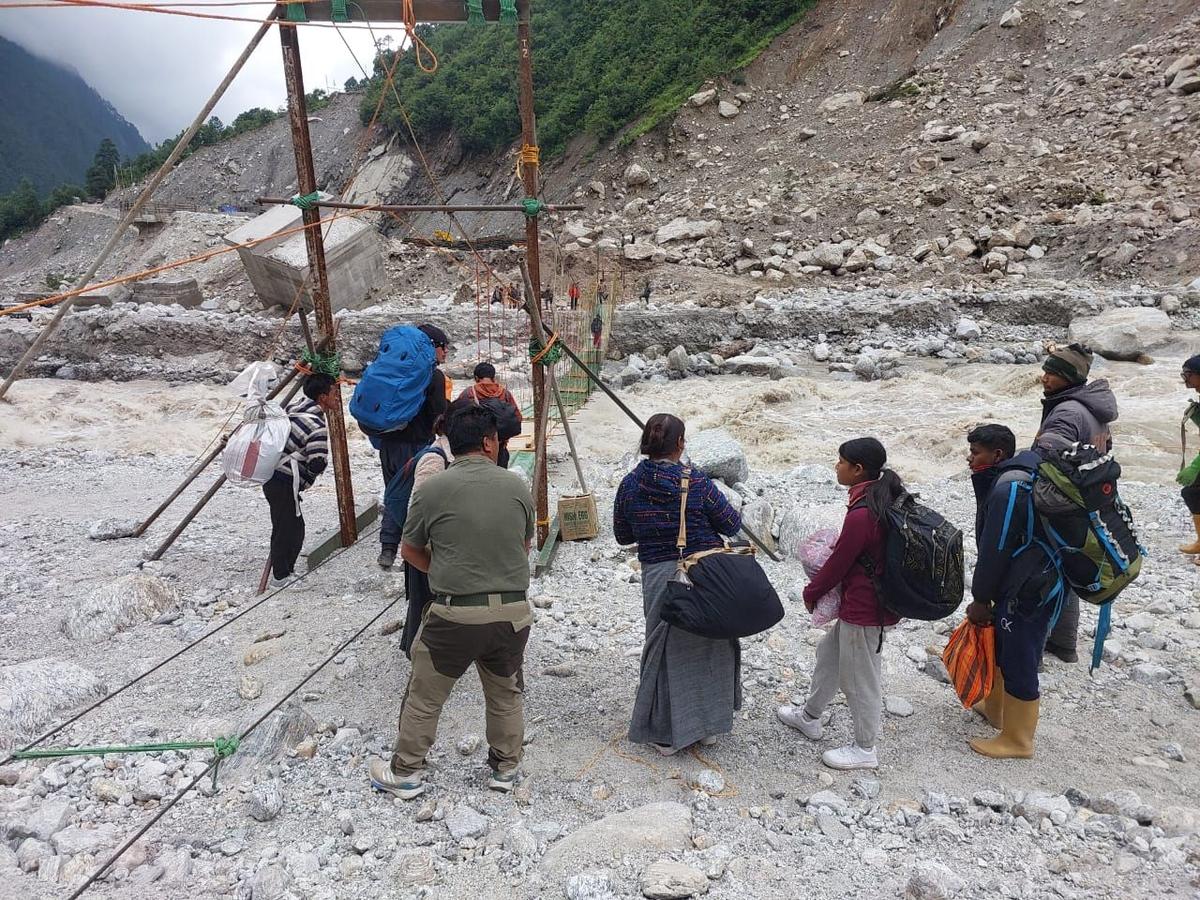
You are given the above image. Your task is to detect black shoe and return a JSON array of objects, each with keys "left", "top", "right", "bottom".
[
  {"left": 1045, "top": 642, "right": 1078, "bottom": 664},
  {"left": 377, "top": 546, "right": 397, "bottom": 570}
]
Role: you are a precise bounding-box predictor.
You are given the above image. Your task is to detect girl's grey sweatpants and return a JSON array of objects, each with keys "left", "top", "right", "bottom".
[{"left": 803, "top": 620, "right": 885, "bottom": 750}]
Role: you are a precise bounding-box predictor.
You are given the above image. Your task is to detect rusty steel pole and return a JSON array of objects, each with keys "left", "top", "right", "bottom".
[
  {"left": 279, "top": 17, "right": 357, "bottom": 547},
  {"left": 516, "top": 0, "right": 548, "bottom": 548}
]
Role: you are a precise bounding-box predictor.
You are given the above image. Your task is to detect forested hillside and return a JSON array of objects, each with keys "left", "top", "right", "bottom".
[
  {"left": 0, "top": 35, "right": 148, "bottom": 194},
  {"left": 362, "top": 0, "right": 815, "bottom": 156}
]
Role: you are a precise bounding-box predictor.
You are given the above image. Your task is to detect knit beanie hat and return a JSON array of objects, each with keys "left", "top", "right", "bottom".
[
  {"left": 418, "top": 323, "right": 449, "bottom": 348},
  {"left": 1043, "top": 343, "right": 1093, "bottom": 385},
  {"left": 1183, "top": 354, "right": 1200, "bottom": 375}
]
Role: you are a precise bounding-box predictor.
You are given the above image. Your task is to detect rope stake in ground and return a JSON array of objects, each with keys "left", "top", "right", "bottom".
[
  {"left": 0, "top": 523, "right": 381, "bottom": 768},
  {"left": 64, "top": 591, "right": 401, "bottom": 900}
]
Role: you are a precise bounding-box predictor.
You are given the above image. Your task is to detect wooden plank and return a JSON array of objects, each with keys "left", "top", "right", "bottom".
[
  {"left": 534, "top": 516, "right": 561, "bottom": 577},
  {"left": 299, "top": 0, "right": 504, "bottom": 23},
  {"left": 304, "top": 502, "right": 380, "bottom": 569}
]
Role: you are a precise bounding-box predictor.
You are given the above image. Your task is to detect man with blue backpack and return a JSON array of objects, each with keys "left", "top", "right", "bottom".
[
  {"left": 350, "top": 322, "right": 450, "bottom": 570},
  {"left": 965, "top": 423, "right": 1062, "bottom": 759}
]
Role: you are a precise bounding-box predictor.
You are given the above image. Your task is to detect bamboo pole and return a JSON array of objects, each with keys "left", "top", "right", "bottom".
[
  {"left": 255, "top": 197, "right": 583, "bottom": 214},
  {"left": 515, "top": 0, "right": 548, "bottom": 548},
  {"left": 0, "top": 12, "right": 280, "bottom": 401},
  {"left": 279, "top": 19, "right": 357, "bottom": 547}
]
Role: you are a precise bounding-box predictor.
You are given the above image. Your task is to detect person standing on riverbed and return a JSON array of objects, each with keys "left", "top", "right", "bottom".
[
  {"left": 1175, "top": 355, "right": 1200, "bottom": 563},
  {"left": 614, "top": 413, "right": 744, "bottom": 756},
  {"left": 1032, "top": 343, "right": 1118, "bottom": 664},
  {"left": 965, "top": 423, "right": 1062, "bottom": 759}
]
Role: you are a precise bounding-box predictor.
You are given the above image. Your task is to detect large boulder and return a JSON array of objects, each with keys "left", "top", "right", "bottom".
[
  {"left": 817, "top": 91, "right": 865, "bottom": 113},
  {"left": 654, "top": 219, "right": 722, "bottom": 245},
  {"left": 685, "top": 430, "right": 749, "bottom": 484},
  {"left": 61, "top": 573, "right": 178, "bottom": 642},
  {"left": 1067, "top": 307, "right": 1171, "bottom": 361},
  {"left": 777, "top": 503, "right": 848, "bottom": 560},
  {"left": 541, "top": 802, "right": 691, "bottom": 880},
  {"left": 0, "top": 658, "right": 106, "bottom": 747}
]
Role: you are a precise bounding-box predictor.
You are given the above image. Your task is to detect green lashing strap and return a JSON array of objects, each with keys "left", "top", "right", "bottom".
[
  {"left": 466, "top": 0, "right": 484, "bottom": 25},
  {"left": 290, "top": 192, "right": 321, "bottom": 210},
  {"left": 285, "top": 2, "right": 307, "bottom": 22},
  {"left": 499, "top": 0, "right": 517, "bottom": 24},
  {"left": 521, "top": 198, "right": 546, "bottom": 218}
]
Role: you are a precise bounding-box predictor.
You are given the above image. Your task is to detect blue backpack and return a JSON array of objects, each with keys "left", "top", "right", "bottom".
[
  {"left": 350, "top": 325, "right": 435, "bottom": 435},
  {"left": 383, "top": 446, "right": 448, "bottom": 535}
]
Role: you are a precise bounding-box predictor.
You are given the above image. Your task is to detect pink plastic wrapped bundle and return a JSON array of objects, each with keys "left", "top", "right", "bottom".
[{"left": 799, "top": 527, "right": 842, "bottom": 627}]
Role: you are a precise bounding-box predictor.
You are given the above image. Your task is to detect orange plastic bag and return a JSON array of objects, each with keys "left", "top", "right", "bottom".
[{"left": 942, "top": 619, "right": 995, "bottom": 708}]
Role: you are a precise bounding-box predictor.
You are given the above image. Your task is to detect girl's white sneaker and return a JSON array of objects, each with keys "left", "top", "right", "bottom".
[
  {"left": 821, "top": 745, "right": 878, "bottom": 770},
  {"left": 776, "top": 705, "right": 824, "bottom": 740}
]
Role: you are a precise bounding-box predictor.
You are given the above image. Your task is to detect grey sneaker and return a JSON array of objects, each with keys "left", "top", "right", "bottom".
[
  {"left": 377, "top": 546, "right": 397, "bottom": 570},
  {"left": 369, "top": 759, "right": 425, "bottom": 799},
  {"left": 776, "top": 704, "right": 824, "bottom": 740},
  {"left": 488, "top": 769, "right": 518, "bottom": 793}
]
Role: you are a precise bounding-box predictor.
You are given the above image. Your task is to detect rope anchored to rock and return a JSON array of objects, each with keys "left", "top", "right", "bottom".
[{"left": 12, "top": 737, "right": 241, "bottom": 791}]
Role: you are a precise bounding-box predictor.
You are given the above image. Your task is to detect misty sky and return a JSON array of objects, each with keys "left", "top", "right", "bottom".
[{"left": 0, "top": 5, "right": 407, "bottom": 143}]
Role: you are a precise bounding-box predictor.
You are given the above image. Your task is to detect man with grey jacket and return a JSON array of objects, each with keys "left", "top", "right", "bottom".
[{"left": 1033, "top": 343, "right": 1119, "bottom": 663}]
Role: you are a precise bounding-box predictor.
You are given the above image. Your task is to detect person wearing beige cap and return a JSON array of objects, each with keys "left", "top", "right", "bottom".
[{"left": 1033, "top": 342, "right": 1119, "bottom": 663}]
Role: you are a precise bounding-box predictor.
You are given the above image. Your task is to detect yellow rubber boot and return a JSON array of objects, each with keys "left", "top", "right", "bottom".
[
  {"left": 969, "top": 694, "right": 1039, "bottom": 759},
  {"left": 1179, "top": 514, "right": 1200, "bottom": 554},
  {"left": 971, "top": 667, "right": 1004, "bottom": 729}
]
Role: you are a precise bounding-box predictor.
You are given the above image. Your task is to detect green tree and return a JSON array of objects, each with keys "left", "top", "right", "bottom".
[
  {"left": 360, "top": 0, "right": 814, "bottom": 158},
  {"left": 85, "top": 138, "right": 120, "bottom": 198},
  {"left": 344, "top": 75, "right": 360, "bottom": 92}
]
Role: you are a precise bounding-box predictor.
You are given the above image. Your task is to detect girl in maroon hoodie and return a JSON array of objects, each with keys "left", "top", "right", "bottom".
[{"left": 777, "top": 438, "right": 904, "bottom": 771}]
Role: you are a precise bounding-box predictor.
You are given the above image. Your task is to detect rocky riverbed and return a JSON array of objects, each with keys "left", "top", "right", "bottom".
[{"left": 1, "top": 352, "right": 1198, "bottom": 900}]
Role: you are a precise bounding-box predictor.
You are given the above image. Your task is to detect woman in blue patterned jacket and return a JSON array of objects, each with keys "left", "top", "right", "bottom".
[{"left": 614, "top": 413, "right": 743, "bottom": 755}]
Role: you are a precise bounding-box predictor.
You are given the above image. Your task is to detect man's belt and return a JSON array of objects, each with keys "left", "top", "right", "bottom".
[{"left": 437, "top": 591, "right": 527, "bottom": 607}]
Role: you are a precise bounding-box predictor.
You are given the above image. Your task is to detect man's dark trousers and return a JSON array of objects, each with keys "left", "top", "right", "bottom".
[
  {"left": 379, "top": 438, "right": 427, "bottom": 548},
  {"left": 263, "top": 473, "right": 304, "bottom": 579}
]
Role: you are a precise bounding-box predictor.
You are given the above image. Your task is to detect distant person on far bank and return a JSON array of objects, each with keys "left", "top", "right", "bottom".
[
  {"left": 568, "top": 281, "right": 580, "bottom": 310},
  {"left": 1032, "top": 342, "right": 1118, "bottom": 664},
  {"left": 369, "top": 405, "right": 535, "bottom": 799}
]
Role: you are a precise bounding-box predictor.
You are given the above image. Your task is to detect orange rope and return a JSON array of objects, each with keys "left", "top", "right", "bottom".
[
  {"left": 402, "top": 0, "right": 438, "bottom": 73},
  {"left": 0, "top": 204, "right": 382, "bottom": 318}
]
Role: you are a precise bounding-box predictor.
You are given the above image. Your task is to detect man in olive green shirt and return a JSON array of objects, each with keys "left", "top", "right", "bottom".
[{"left": 369, "top": 404, "right": 535, "bottom": 800}]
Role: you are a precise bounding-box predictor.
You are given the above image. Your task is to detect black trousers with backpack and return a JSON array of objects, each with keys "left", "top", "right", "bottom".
[
  {"left": 263, "top": 473, "right": 304, "bottom": 580},
  {"left": 379, "top": 438, "right": 427, "bottom": 549}
]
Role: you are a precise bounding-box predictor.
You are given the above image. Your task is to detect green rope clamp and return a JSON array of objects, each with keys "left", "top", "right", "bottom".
[
  {"left": 330, "top": 0, "right": 349, "bottom": 22},
  {"left": 285, "top": 2, "right": 307, "bottom": 22},
  {"left": 301, "top": 348, "right": 342, "bottom": 378},
  {"left": 465, "top": 0, "right": 484, "bottom": 25},
  {"left": 209, "top": 735, "right": 240, "bottom": 791},
  {"left": 529, "top": 337, "right": 563, "bottom": 367},
  {"left": 290, "top": 192, "right": 321, "bottom": 211},
  {"left": 499, "top": 0, "right": 517, "bottom": 25},
  {"left": 521, "top": 198, "right": 546, "bottom": 218}
]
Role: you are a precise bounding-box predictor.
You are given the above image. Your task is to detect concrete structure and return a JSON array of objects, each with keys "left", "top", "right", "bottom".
[{"left": 224, "top": 193, "right": 385, "bottom": 312}]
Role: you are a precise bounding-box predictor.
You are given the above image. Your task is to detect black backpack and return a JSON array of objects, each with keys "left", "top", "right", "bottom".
[
  {"left": 860, "top": 492, "right": 965, "bottom": 621},
  {"left": 383, "top": 446, "right": 448, "bottom": 535}
]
